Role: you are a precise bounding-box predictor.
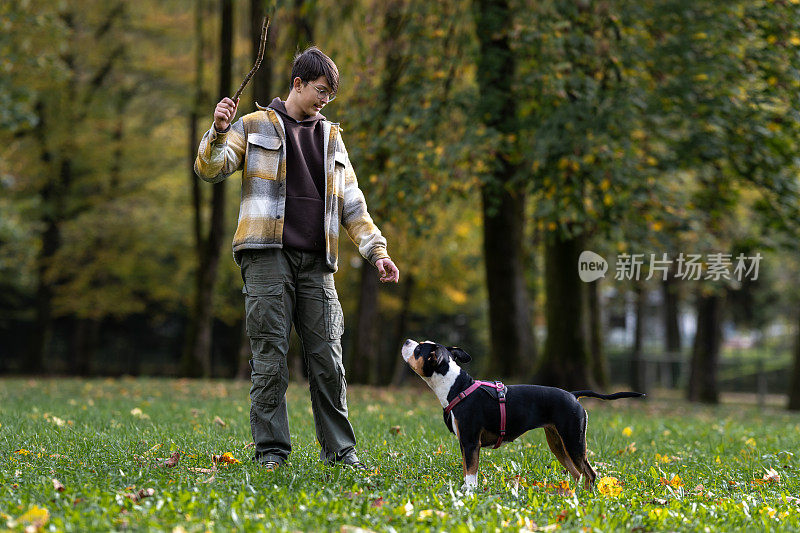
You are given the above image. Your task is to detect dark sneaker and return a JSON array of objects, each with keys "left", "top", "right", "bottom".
[
  {"left": 339, "top": 458, "right": 369, "bottom": 470},
  {"left": 262, "top": 460, "right": 280, "bottom": 471}
]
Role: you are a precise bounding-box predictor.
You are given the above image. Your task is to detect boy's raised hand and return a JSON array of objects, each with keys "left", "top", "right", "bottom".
[{"left": 213, "top": 97, "right": 239, "bottom": 132}]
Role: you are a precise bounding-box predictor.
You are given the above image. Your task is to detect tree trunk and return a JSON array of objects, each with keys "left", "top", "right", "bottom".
[
  {"left": 630, "top": 282, "right": 646, "bottom": 392},
  {"left": 352, "top": 259, "right": 380, "bottom": 384},
  {"left": 352, "top": 2, "right": 404, "bottom": 384},
  {"left": 28, "top": 98, "right": 59, "bottom": 374},
  {"left": 184, "top": 0, "right": 232, "bottom": 377},
  {"left": 663, "top": 269, "right": 681, "bottom": 353},
  {"left": 390, "top": 273, "right": 416, "bottom": 386},
  {"left": 787, "top": 310, "right": 800, "bottom": 411},
  {"left": 586, "top": 279, "right": 608, "bottom": 387},
  {"left": 687, "top": 291, "right": 722, "bottom": 404},
  {"left": 291, "top": 0, "right": 315, "bottom": 51},
  {"left": 537, "top": 233, "right": 593, "bottom": 390},
  {"left": 250, "top": 0, "right": 274, "bottom": 107},
  {"left": 69, "top": 318, "right": 99, "bottom": 376},
  {"left": 474, "top": 0, "right": 532, "bottom": 378}
]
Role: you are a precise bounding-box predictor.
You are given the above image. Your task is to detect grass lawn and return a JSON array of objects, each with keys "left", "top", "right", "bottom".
[{"left": 2, "top": 378, "right": 800, "bottom": 532}]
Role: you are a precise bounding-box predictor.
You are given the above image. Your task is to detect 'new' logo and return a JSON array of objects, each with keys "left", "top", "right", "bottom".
[{"left": 578, "top": 251, "right": 608, "bottom": 282}]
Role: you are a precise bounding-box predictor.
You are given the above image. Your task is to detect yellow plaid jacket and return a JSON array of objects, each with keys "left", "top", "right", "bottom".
[{"left": 194, "top": 106, "right": 389, "bottom": 271}]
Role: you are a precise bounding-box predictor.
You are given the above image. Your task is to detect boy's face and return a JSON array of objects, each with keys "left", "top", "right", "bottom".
[{"left": 294, "top": 75, "right": 334, "bottom": 118}]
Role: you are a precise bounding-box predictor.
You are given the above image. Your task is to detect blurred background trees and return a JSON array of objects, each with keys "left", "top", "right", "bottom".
[{"left": 1, "top": 0, "right": 799, "bottom": 408}]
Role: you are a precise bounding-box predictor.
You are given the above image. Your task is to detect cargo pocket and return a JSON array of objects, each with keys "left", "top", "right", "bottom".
[
  {"left": 249, "top": 358, "right": 283, "bottom": 408},
  {"left": 323, "top": 286, "right": 345, "bottom": 340},
  {"left": 244, "top": 281, "right": 285, "bottom": 338},
  {"left": 245, "top": 133, "right": 282, "bottom": 181}
]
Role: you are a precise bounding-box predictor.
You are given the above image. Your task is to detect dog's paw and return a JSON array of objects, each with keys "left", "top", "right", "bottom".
[{"left": 460, "top": 482, "right": 477, "bottom": 494}]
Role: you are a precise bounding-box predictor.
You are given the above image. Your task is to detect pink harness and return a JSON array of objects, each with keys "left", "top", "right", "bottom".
[{"left": 443, "top": 380, "right": 507, "bottom": 449}]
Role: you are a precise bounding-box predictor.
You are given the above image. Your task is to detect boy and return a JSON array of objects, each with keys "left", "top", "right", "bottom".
[{"left": 195, "top": 46, "right": 399, "bottom": 469}]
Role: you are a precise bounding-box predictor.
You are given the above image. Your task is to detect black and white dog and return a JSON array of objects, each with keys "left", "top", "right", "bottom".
[{"left": 401, "top": 340, "right": 644, "bottom": 491}]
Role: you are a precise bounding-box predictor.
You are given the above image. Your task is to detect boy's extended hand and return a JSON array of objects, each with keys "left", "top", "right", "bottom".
[
  {"left": 376, "top": 258, "right": 400, "bottom": 283},
  {"left": 213, "top": 97, "right": 239, "bottom": 132}
]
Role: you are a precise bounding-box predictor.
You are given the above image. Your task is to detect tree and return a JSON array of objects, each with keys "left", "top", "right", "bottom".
[
  {"left": 183, "top": 0, "right": 234, "bottom": 377},
  {"left": 517, "top": 0, "right": 655, "bottom": 389},
  {"left": 471, "top": 0, "right": 534, "bottom": 378},
  {"left": 340, "top": 0, "right": 476, "bottom": 383}
]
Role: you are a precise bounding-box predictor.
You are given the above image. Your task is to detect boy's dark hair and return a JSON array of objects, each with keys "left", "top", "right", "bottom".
[{"left": 290, "top": 46, "right": 339, "bottom": 95}]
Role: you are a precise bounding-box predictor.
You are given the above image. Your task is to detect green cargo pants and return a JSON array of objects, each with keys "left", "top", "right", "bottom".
[{"left": 241, "top": 248, "right": 358, "bottom": 466}]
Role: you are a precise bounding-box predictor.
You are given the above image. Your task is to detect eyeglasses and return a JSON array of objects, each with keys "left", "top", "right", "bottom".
[{"left": 308, "top": 82, "right": 336, "bottom": 102}]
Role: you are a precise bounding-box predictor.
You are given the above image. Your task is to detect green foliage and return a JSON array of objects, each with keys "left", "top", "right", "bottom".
[{"left": 3, "top": 378, "right": 800, "bottom": 531}]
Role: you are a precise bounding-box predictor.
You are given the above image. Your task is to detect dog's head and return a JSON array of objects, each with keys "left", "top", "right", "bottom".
[{"left": 401, "top": 339, "right": 472, "bottom": 380}]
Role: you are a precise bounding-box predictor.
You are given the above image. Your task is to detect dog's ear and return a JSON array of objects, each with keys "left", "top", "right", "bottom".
[{"left": 447, "top": 346, "right": 471, "bottom": 363}]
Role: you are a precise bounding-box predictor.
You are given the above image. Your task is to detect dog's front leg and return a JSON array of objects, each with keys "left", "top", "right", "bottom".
[{"left": 459, "top": 438, "right": 481, "bottom": 493}]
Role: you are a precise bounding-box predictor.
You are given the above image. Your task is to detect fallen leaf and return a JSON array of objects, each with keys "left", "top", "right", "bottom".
[
  {"left": 622, "top": 426, "right": 633, "bottom": 437},
  {"left": 212, "top": 452, "right": 240, "bottom": 465},
  {"left": 52, "top": 478, "right": 65, "bottom": 492},
  {"left": 44, "top": 413, "right": 68, "bottom": 426},
  {"left": 189, "top": 467, "right": 217, "bottom": 474},
  {"left": 123, "top": 488, "right": 155, "bottom": 503},
  {"left": 213, "top": 416, "right": 226, "bottom": 427},
  {"left": 371, "top": 497, "right": 385, "bottom": 508},
  {"left": 660, "top": 474, "right": 683, "bottom": 488},
  {"left": 597, "top": 476, "right": 623, "bottom": 497},
  {"left": 157, "top": 451, "right": 181, "bottom": 468},
  {"left": 752, "top": 468, "right": 780, "bottom": 485},
  {"left": 16, "top": 505, "right": 49, "bottom": 529},
  {"left": 244, "top": 442, "right": 255, "bottom": 449},
  {"left": 130, "top": 408, "right": 150, "bottom": 420},
  {"left": 390, "top": 426, "right": 403, "bottom": 435},
  {"left": 617, "top": 442, "right": 637, "bottom": 455}
]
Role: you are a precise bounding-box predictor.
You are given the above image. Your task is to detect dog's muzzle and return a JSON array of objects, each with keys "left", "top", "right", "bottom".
[{"left": 401, "top": 339, "right": 418, "bottom": 362}]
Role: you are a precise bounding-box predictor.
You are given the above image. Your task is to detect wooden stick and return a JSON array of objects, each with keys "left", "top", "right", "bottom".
[{"left": 233, "top": 16, "right": 270, "bottom": 101}]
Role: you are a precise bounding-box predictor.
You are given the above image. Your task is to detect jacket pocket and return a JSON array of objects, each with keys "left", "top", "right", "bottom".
[
  {"left": 246, "top": 133, "right": 282, "bottom": 180},
  {"left": 323, "top": 286, "right": 345, "bottom": 340}
]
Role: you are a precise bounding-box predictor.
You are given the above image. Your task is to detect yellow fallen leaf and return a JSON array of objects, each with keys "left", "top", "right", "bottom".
[
  {"left": 130, "top": 408, "right": 150, "bottom": 420},
  {"left": 597, "top": 476, "right": 623, "bottom": 497},
  {"left": 213, "top": 452, "right": 240, "bottom": 465},
  {"left": 16, "top": 505, "right": 49, "bottom": 529},
  {"left": 660, "top": 474, "right": 683, "bottom": 488},
  {"left": 622, "top": 426, "right": 633, "bottom": 438}
]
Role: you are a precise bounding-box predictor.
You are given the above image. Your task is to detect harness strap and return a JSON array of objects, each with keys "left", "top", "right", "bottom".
[
  {"left": 443, "top": 381, "right": 485, "bottom": 415},
  {"left": 443, "top": 380, "right": 508, "bottom": 449},
  {"left": 494, "top": 381, "right": 507, "bottom": 449}
]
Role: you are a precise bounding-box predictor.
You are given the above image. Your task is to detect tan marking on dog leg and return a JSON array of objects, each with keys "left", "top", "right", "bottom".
[
  {"left": 581, "top": 412, "right": 596, "bottom": 489},
  {"left": 544, "top": 426, "right": 582, "bottom": 485},
  {"left": 460, "top": 441, "right": 480, "bottom": 491},
  {"left": 582, "top": 456, "right": 597, "bottom": 489}
]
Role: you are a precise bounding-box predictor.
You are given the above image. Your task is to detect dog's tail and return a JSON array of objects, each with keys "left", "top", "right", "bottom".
[{"left": 570, "top": 390, "right": 646, "bottom": 401}]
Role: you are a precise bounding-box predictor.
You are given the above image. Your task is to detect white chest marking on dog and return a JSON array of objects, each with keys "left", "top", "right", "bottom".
[{"left": 427, "top": 360, "right": 461, "bottom": 408}]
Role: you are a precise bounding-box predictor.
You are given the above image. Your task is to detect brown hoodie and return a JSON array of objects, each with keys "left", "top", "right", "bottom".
[{"left": 267, "top": 97, "right": 326, "bottom": 253}]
